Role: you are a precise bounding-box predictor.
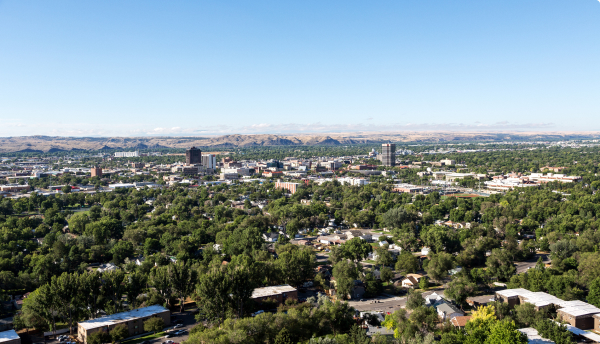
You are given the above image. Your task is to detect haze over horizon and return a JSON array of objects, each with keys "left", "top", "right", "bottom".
[{"left": 1, "top": 1, "right": 599, "bottom": 137}]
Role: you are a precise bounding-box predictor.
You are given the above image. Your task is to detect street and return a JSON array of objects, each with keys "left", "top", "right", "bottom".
[{"left": 514, "top": 253, "right": 550, "bottom": 274}]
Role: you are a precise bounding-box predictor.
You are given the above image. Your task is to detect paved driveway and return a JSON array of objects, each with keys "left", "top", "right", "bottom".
[{"left": 346, "top": 289, "right": 445, "bottom": 313}]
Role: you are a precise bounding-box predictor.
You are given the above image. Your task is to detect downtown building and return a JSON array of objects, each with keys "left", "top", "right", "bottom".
[
  {"left": 186, "top": 147, "right": 202, "bottom": 165},
  {"left": 380, "top": 143, "right": 396, "bottom": 167}
]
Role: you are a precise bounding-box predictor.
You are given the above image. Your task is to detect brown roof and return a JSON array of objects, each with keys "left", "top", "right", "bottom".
[
  {"left": 451, "top": 316, "right": 472, "bottom": 327},
  {"left": 403, "top": 276, "right": 418, "bottom": 285}
]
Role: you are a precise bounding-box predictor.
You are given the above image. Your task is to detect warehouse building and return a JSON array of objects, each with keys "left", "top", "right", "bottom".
[{"left": 77, "top": 305, "right": 170, "bottom": 344}]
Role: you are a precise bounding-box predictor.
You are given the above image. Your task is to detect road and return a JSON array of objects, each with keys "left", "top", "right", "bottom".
[
  {"left": 158, "top": 310, "right": 197, "bottom": 344},
  {"left": 514, "top": 253, "right": 551, "bottom": 274},
  {"left": 346, "top": 289, "right": 445, "bottom": 313}
]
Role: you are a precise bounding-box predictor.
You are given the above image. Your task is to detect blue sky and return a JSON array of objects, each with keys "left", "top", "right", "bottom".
[{"left": 0, "top": 1, "right": 599, "bottom": 136}]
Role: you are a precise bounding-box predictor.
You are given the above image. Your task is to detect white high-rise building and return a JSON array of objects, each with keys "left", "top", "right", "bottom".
[
  {"left": 114, "top": 151, "right": 139, "bottom": 158},
  {"left": 202, "top": 154, "right": 217, "bottom": 169}
]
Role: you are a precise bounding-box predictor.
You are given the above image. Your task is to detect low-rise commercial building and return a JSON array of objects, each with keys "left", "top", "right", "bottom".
[
  {"left": 77, "top": 305, "right": 170, "bottom": 344},
  {"left": 496, "top": 289, "right": 600, "bottom": 330},
  {"left": 251, "top": 285, "right": 297, "bottom": 305},
  {"left": 0, "top": 185, "right": 31, "bottom": 193}
]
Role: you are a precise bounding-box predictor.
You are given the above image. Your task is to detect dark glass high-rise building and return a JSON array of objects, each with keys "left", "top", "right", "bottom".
[
  {"left": 381, "top": 143, "right": 396, "bottom": 166},
  {"left": 186, "top": 147, "right": 202, "bottom": 165}
]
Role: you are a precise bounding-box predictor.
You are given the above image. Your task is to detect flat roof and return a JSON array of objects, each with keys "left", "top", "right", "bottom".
[
  {"left": 558, "top": 322, "right": 600, "bottom": 342},
  {"left": 517, "top": 327, "right": 554, "bottom": 344},
  {"left": 519, "top": 291, "right": 563, "bottom": 308},
  {"left": 251, "top": 285, "right": 296, "bottom": 299},
  {"left": 78, "top": 305, "right": 169, "bottom": 330},
  {"left": 0, "top": 330, "right": 19, "bottom": 343},
  {"left": 495, "top": 288, "right": 531, "bottom": 298},
  {"left": 557, "top": 301, "right": 600, "bottom": 317}
]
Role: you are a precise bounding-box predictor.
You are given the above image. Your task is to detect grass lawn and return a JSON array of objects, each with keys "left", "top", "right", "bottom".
[{"left": 122, "top": 331, "right": 166, "bottom": 344}]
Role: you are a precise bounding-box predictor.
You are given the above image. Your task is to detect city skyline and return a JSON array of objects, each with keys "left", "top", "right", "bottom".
[{"left": 1, "top": 1, "right": 599, "bottom": 136}]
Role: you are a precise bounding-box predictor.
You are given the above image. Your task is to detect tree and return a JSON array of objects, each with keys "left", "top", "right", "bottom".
[
  {"left": 486, "top": 248, "right": 516, "bottom": 282},
  {"left": 125, "top": 272, "right": 147, "bottom": 310},
  {"left": 332, "top": 260, "right": 359, "bottom": 300},
  {"left": 485, "top": 319, "right": 527, "bottom": 344},
  {"left": 143, "top": 317, "right": 164, "bottom": 334},
  {"left": 419, "top": 276, "right": 429, "bottom": 290},
  {"left": 380, "top": 267, "right": 394, "bottom": 283},
  {"left": 514, "top": 303, "right": 538, "bottom": 328},
  {"left": 395, "top": 252, "right": 418, "bottom": 274},
  {"left": 80, "top": 272, "right": 104, "bottom": 319},
  {"left": 51, "top": 272, "right": 82, "bottom": 334},
  {"left": 341, "top": 237, "right": 372, "bottom": 263},
  {"left": 110, "top": 241, "right": 134, "bottom": 264},
  {"left": 171, "top": 262, "right": 198, "bottom": 312},
  {"left": 445, "top": 276, "right": 476, "bottom": 308},
  {"left": 578, "top": 252, "right": 600, "bottom": 287},
  {"left": 382, "top": 207, "right": 416, "bottom": 229},
  {"left": 67, "top": 212, "right": 90, "bottom": 234},
  {"left": 275, "top": 245, "right": 315, "bottom": 286},
  {"left": 375, "top": 246, "right": 393, "bottom": 267},
  {"left": 274, "top": 328, "right": 293, "bottom": 344},
  {"left": 425, "top": 252, "right": 454, "bottom": 283},
  {"left": 195, "top": 268, "right": 233, "bottom": 323},
  {"left": 588, "top": 277, "right": 600, "bottom": 308},
  {"left": 102, "top": 270, "right": 126, "bottom": 314},
  {"left": 409, "top": 306, "right": 438, "bottom": 334},
  {"left": 406, "top": 289, "right": 424, "bottom": 310},
  {"left": 88, "top": 331, "right": 111, "bottom": 344},
  {"left": 226, "top": 265, "right": 255, "bottom": 318},
  {"left": 110, "top": 324, "right": 129, "bottom": 343},
  {"left": 150, "top": 265, "right": 174, "bottom": 308}
]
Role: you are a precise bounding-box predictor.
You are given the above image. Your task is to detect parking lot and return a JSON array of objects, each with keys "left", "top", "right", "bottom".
[
  {"left": 153, "top": 309, "right": 197, "bottom": 344},
  {"left": 45, "top": 309, "right": 198, "bottom": 344}
]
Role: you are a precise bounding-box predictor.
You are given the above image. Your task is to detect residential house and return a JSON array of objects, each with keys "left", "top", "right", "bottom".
[
  {"left": 450, "top": 316, "right": 472, "bottom": 329},
  {"left": 262, "top": 232, "right": 279, "bottom": 243},
  {"left": 436, "top": 302, "right": 464, "bottom": 321},
  {"left": 424, "top": 292, "right": 444, "bottom": 307},
  {"left": 402, "top": 276, "right": 419, "bottom": 288}
]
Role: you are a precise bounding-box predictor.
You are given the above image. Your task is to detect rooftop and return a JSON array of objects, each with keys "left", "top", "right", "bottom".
[
  {"left": 450, "top": 316, "right": 472, "bottom": 327},
  {"left": 517, "top": 327, "right": 555, "bottom": 344},
  {"left": 495, "top": 288, "right": 531, "bottom": 298},
  {"left": 78, "top": 305, "right": 169, "bottom": 330},
  {"left": 251, "top": 285, "right": 297, "bottom": 299},
  {"left": 0, "top": 330, "right": 19, "bottom": 343}
]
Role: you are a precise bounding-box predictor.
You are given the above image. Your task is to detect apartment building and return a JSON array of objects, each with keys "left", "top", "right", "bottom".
[{"left": 77, "top": 305, "right": 170, "bottom": 344}]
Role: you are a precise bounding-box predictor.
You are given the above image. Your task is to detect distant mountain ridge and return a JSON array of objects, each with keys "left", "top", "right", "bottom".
[{"left": 1, "top": 132, "right": 599, "bottom": 153}]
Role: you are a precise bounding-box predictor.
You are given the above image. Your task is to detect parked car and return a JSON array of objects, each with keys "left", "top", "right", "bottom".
[
  {"left": 252, "top": 310, "right": 265, "bottom": 317},
  {"left": 174, "top": 324, "right": 184, "bottom": 328}
]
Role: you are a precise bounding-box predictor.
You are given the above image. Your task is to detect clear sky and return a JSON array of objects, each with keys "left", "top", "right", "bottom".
[{"left": 0, "top": 1, "right": 599, "bottom": 137}]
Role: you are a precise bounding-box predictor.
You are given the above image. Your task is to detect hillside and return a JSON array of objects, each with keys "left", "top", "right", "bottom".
[{"left": 0, "top": 131, "right": 599, "bottom": 153}]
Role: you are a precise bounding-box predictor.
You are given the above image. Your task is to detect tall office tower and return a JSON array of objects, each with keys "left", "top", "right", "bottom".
[
  {"left": 186, "top": 147, "right": 202, "bottom": 165},
  {"left": 202, "top": 154, "right": 217, "bottom": 169},
  {"left": 381, "top": 143, "right": 396, "bottom": 167}
]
